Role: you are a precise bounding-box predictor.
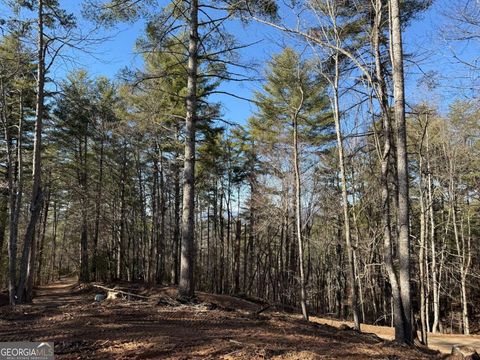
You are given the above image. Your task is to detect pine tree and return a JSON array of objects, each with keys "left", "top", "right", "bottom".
[{"left": 251, "top": 48, "right": 333, "bottom": 320}]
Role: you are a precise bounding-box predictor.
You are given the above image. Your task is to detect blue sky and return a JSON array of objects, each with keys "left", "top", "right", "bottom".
[
  {"left": 57, "top": 0, "right": 283, "bottom": 126},
  {"left": 4, "top": 0, "right": 479, "bottom": 126},
  {"left": 402, "top": 0, "right": 479, "bottom": 109}
]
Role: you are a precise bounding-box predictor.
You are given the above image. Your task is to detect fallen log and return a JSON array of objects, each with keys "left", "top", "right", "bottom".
[
  {"left": 252, "top": 302, "right": 299, "bottom": 316},
  {"left": 254, "top": 304, "right": 272, "bottom": 315},
  {"left": 92, "top": 284, "right": 150, "bottom": 301}
]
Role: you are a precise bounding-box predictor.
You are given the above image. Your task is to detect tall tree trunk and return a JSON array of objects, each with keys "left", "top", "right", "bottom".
[
  {"left": 425, "top": 128, "right": 440, "bottom": 333},
  {"left": 331, "top": 49, "right": 360, "bottom": 330},
  {"left": 80, "top": 215, "right": 89, "bottom": 281},
  {"left": 93, "top": 138, "right": 104, "bottom": 281},
  {"left": 372, "top": 0, "right": 407, "bottom": 342},
  {"left": 156, "top": 150, "right": 166, "bottom": 284},
  {"left": 461, "top": 207, "right": 472, "bottom": 335},
  {"left": 117, "top": 145, "right": 127, "bottom": 280},
  {"left": 2, "top": 82, "right": 24, "bottom": 304},
  {"left": 219, "top": 189, "right": 225, "bottom": 293},
  {"left": 36, "top": 185, "right": 50, "bottom": 285},
  {"left": 150, "top": 156, "right": 159, "bottom": 283},
  {"left": 226, "top": 168, "right": 232, "bottom": 292},
  {"left": 292, "top": 102, "right": 308, "bottom": 321},
  {"left": 0, "top": 191, "right": 7, "bottom": 269},
  {"left": 178, "top": 0, "right": 198, "bottom": 298},
  {"left": 17, "top": 0, "right": 45, "bottom": 303},
  {"left": 380, "top": 109, "right": 405, "bottom": 343},
  {"left": 373, "top": 6, "right": 403, "bottom": 342},
  {"left": 246, "top": 176, "right": 255, "bottom": 293},
  {"left": 450, "top": 165, "right": 471, "bottom": 335},
  {"left": 234, "top": 218, "right": 241, "bottom": 294},
  {"left": 172, "top": 129, "right": 181, "bottom": 284},
  {"left": 50, "top": 201, "right": 58, "bottom": 282},
  {"left": 25, "top": 208, "right": 41, "bottom": 302},
  {"left": 390, "top": 0, "right": 412, "bottom": 344},
  {"left": 79, "top": 130, "right": 89, "bottom": 282},
  {"left": 418, "top": 151, "right": 428, "bottom": 345}
]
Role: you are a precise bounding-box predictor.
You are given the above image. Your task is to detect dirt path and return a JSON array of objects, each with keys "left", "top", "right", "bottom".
[
  {"left": 0, "top": 279, "right": 440, "bottom": 359},
  {"left": 311, "top": 317, "right": 480, "bottom": 354},
  {"left": 32, "top": 277, "right": 82, "bottom": 306}
]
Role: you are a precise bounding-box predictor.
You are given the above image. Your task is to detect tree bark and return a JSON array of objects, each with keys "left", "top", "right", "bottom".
[
  {"left": 178, "top": 0, "right": 198, "bottom": 298},
  {"left": 234, "top": 218, "right": 241, "bottom": 294},
  {"left": 117, "top": 145, "right": 127, "bottom": 280},
  {"left": 372, "top": 0, "right": 407, "bottom": 342},
  {"left": 36, "top": 185, "right": 50, "bottom": 285},
  {"left": 426, "top": 128, "right": 440, "bottom": 333},
  {"left": 93, "top": 138, "right": 104, "bottom": 281},
  {"left": 79, "top": 130, "right": 89, "bottom": 283},
  {"left": 1, "top": 81, "right": 24, "bottom": 305},
  {"left": 418, "top": 146, "right": 427, "bottom": 345},
  {"left": 50, "top": 201, "right": 58, "bottom": 282},
  {"left": 17, "top": 0, "right": 45, "bottom": 303},
  {"left": 172, "top": 127, "right": 181, "bottom": 284},
  {"left": 156, "top": 150, "right": 166, "bottom": 284},
  {"left": 331, "top": 49, "right": 360, "bottom": 330},
  {"left": 390, "top": 0, "right": 413, "bottom": 344},
  {"left": 0, "top": 191, "right": 7, "bottom": 269},
  {"left": 292, "top": 88, "right": 308, "bottom": 321},
  {"left": 451, "top": 164, "right": 470, "bottom": 335}
]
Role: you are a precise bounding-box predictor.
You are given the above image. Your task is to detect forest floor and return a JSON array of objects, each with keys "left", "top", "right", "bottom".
[{"left": 0, "top": 278, "right": 467, "bottom": 359}]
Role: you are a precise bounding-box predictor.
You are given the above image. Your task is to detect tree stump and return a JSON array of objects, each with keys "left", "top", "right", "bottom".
[{"left": 106, "top": 290, "right": 121, "bottom": 300}]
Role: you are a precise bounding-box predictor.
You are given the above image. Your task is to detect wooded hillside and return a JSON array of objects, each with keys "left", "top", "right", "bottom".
[{"left": 0, "top": 0, "right": 479, "bottom": 352}]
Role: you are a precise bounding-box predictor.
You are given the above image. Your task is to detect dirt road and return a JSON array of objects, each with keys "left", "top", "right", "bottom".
[
  {"left": 0, "top": 279, "right": 440, "bottom": 359},
  {"left": 312, "top": 317, "right": 480, "bottom": 354}
]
